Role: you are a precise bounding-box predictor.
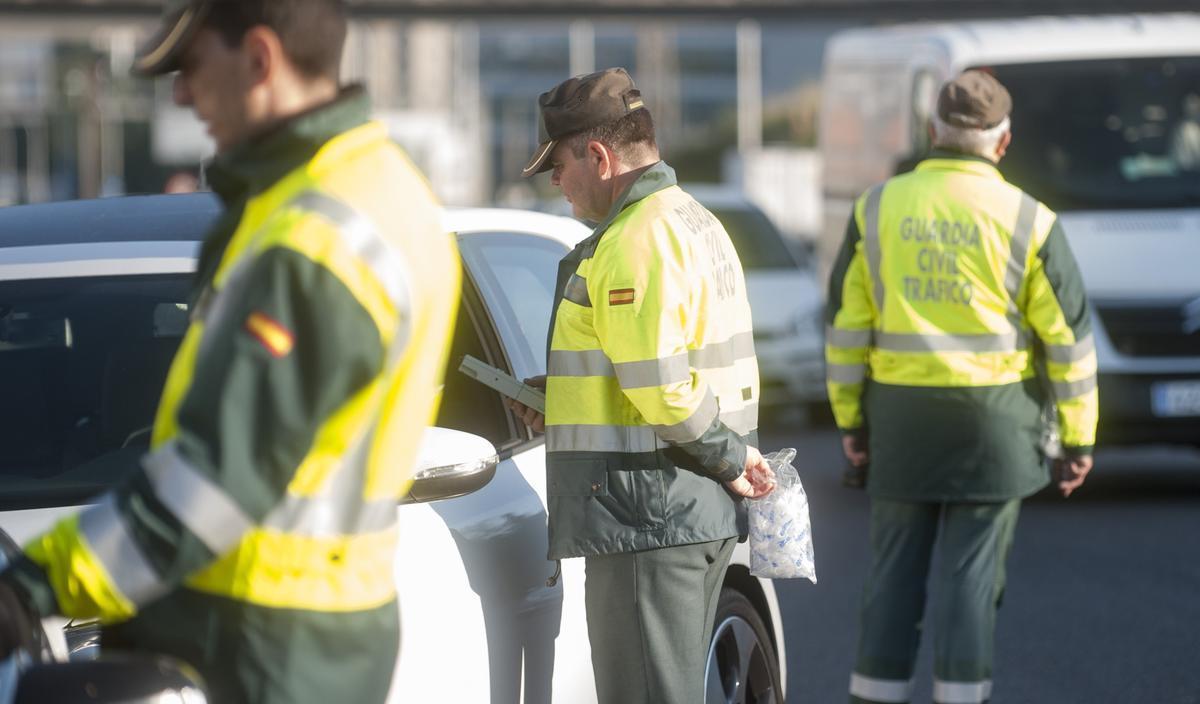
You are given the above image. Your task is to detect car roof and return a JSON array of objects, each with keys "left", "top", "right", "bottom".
[
  {"left": 0, "top": 195, "right": 590, "bottom": 251},
  {"left": 445, "top": 207, "right": 590, "bottom": 248},
  {"left": 679, "top": 183, "right": 757, "bottom": 210},
  {"left": 0, "top": 193, "right": 221, "bottom": 249}
]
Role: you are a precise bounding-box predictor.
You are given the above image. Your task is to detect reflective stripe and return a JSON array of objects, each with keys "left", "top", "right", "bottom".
[
  {"left": 615, "top": 353, "right": 692, "bottom": 389},
  {"left": 653, "top": 390, "right": 719, "bottom": 444},
  {"left": 862, "top": 185, "right": 885, "bottom": 315},
  {"left": 265, "top": 496, "right": 397, "bottom": 537},
  {"left": 549, "top": 349, "right": 613, "bottom": 377},
  {"left": 563, "top": 273, "right": 591, "bottom": 307},
  {"left": 550, "top": 333, "right": 754, "bottom": 380},
  {"left": 932, "top": 678, "right": 993, "bottom": 704},
  {"left": 291, "top": 190, "right": 412, "bottom": 319},
  {"left": 875, "top": 330, "right": 1029, "bottom": 353},
  {"left": 78, "top": 495, "right": 167, "bottom": 607},
  {"left": 1004, "top": 194, "right": 1038, "bottom": 316},
  {"left": 689, "top": 331, "right": 756, "bottom": 369},
  {"left": 720, "top": 402, "right": 759, "bottom": 436},
  {"left": 1052, "top": 374, "right": 1097, "bottom": 400},
  {"left": 546, "top": 424, "right": 659, "bottom": 453},
  {"left": 143, "top": 445, "right": 254, "bottom": 554},
  {"left": 827, "top": 326, "right": 872, "bottom": 348},
  {"left": 1046, "top": 334, "right": 1095, "bottom": 364},
  {"left": 828, "top": 362, "right": 867, "bottom": 384},
  {"left": 849, "top": 672, "right": 913, "bottom": 703}
]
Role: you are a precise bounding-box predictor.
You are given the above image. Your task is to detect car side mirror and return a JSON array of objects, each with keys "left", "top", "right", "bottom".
[
  {"left": 401, "top": 427, "right": 498, "bottom": 504},
  {"left": 14, "top": 654, "right": 207, "bottom": 703}
]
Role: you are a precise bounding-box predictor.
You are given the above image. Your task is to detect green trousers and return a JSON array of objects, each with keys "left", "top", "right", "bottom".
[
  {"left": 584, "top": 537, "right": 737, "bottom": 704},
  {"left": 849, "top": 499, "right": 1020, "bottom": 704}
]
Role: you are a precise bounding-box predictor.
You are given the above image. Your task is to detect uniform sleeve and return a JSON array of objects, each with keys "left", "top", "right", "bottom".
[
  {"left": 3, "top": 244, "right": 386, "bottom": 622},
  {"left": 825, "top": 209, "right": 874, "bottom": 437},
  {"left": 1024, "top": 219, "right": 1098, "bottom": 454},
  {"left": 590, "top": 218, "right": 747, "bottom": 483}
]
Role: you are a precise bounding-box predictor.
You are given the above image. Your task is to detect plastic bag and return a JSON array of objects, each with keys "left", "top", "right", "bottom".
[{"left": 748, "top": 448, "right": 817, "bottom": 582}]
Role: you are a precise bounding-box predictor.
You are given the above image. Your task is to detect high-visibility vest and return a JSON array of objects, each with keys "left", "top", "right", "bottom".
[
  {"left": 826, "top": 155, "right": 1098, "bottom": 452},
  {"left": 25, "top": 121, "right": 460, "bottom": 619},
  {"left": 545, "top": 166, "right": 759, "bottom": 558}
]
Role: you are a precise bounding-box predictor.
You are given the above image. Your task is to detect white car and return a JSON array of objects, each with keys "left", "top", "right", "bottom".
[
  {"left": 0, "top": 194, "right": 787, "bottom": 703},
  {"left": 684, "top": 185, "right": 827, "bottom": 411}
]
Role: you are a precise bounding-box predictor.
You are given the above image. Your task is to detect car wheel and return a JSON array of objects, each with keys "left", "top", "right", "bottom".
[{"left": 704, "top": 587, "right": 782, "bottom": 704}]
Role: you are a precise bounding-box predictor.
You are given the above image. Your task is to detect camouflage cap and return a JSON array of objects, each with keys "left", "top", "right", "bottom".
[
  {"left": 132, "top": 0, "right": 213, "bottom": 76},
  {"left": 522, "top": 67, "right": 646, "bottom": 178},
  {"left": 936, "top": 70, "right": 1012, "bottom": 130}
]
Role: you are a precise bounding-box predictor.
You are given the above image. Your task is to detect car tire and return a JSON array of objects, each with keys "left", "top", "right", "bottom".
[{"left": 705, "top": 587, "right": 783, "bottom": 704}]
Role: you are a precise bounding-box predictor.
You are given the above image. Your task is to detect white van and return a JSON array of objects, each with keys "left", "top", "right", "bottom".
[{"left": 818, "top": 13, "right": 1200, "bottom": 447}]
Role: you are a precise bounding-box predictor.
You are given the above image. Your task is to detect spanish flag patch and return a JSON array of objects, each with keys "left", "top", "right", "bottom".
[
  {"left": 245, "top": 312, "right": 294, "bottom": 358},
  {"left": 608, "top": 288, "right": 636, "bottom": 306}
]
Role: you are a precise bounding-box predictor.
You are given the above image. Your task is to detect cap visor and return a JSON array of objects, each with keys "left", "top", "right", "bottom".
[
  {"left": 132, "top": 6, "right": 201, "bottom": 76},
  {"left": 522, "top": 140, "right": 557, "bottom": 178}
]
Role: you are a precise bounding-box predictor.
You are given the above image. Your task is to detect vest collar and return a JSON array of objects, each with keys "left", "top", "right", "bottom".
[
  {"left": 579, "top": 160, "right": 677, "bottom": 250},
  {"left": 915, "top": 149, "right": 1005, "bottom": 180},
  {"left": 206, "top": 86, "right": 372, "bottom": 206}
]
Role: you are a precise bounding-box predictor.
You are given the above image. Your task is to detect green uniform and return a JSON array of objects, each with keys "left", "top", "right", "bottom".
[
  {"left": 0, "top": 89, "right": 461, "bottom": 703},
  {"left": 545, "top": 163, "right": 759, "bottom": 702},
  {"left": 826, "top": 151, "right": 1098, "bottom": 704}
]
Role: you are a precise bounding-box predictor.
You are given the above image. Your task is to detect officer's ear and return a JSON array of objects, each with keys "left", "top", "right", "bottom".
[
  {"left": 587, "top": 139, "right": 615, "bottom": 180},
  {"left": 995, "top": 129, "right": 1012, "bottom": 161}
]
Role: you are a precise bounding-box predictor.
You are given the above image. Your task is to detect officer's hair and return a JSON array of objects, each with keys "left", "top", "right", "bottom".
[
  {"left": 931, "top": 114, "right": 1011, "bottom": 159},
  {"left": 204, "top": 0, "right": 347, "bottom": 81},
  {"left": 568, "top": 109, "right": 658, "bottom": 164}
]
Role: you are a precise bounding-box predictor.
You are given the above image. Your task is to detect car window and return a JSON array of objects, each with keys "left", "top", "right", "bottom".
[
  {"left": 708, "top": 205, "right": 800, "bottom": 270},
  {"left": 434, "top": 265, "right": 527, "bottom": 453},
  {"left": 0, "top": 274, "right": 191, "bottom": 509},
  {"left": 456, "top": 232, "right": 566, "bottom": 380}
]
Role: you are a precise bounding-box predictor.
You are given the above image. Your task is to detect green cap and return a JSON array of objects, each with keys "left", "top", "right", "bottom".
[
  {"left": 522, "top": 67, "right": 646, "bottom": 178},
  {"left": 936, "top": 70, "right": 1012, "bottom": 130},
  {"left": 132, "top": 0, "right": 213, "bottom": 76}
]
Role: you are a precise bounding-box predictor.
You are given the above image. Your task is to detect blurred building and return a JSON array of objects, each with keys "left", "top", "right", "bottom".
[{"left": 0, "top": 1, "right": 1188, "bottom": 240}]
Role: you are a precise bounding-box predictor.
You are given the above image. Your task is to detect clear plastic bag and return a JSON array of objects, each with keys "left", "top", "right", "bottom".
[{"left": 748, "top": 448, "right": 817, "bottom": 582}]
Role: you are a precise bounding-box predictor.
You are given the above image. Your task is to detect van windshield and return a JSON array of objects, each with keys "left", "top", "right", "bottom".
[{"left": 987, "top": 57, "right": 1200, "bottom": 211}]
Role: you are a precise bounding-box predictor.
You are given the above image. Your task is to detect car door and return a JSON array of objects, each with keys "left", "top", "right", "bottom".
[
  {"left": 455, "top": 229, "right": 598, "bottom": 704},
  {"left": 391, "top": 228, "right": 594, "bottom": 704}
]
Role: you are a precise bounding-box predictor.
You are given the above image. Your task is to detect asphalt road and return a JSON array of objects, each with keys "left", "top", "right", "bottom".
[{"left": 759, "top": 421, "right": 1200, "bottom": 704}]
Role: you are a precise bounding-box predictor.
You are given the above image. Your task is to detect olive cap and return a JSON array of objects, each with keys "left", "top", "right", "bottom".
[
  {"left": 522, "top": 67, "right": 646, "bottom": 177},
  {"left": 132, "top": 0, "right": 213, "bottom": 76},
  {"left": 936, "top": 70, "right": 1012, "bottom": 130}
]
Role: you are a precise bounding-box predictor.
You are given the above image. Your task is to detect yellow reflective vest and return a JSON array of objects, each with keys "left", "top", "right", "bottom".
[
  {"left": 545, "top": 162, "right": 759, "bottom": 558},
  {"left": 8, "top": 96, "right": 459, "bottom": 653},
  {"left": 826, "top": 152, "right": 1098, "bottom": 500}
]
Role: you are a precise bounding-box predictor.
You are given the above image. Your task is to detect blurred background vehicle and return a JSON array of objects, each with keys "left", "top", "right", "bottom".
[
  {"left": 0, "top": 194, "right": 787, "bottom": 704},
  {"left": 685, "top": 184, "right": 827, "bottom": 416},
  {"left": 818, "top": 13, "right": 1200, "bottom": 449}
]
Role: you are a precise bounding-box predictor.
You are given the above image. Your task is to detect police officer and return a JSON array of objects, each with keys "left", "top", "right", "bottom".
[
  {"left": 0, "top": 2, "right": 460, "bottom": 702},
  {"left": 826, "top": 71, "right": 1098, "bottom": 704},
  {"left": 514, "top": 68, "right": 776, "bottom": 703}
]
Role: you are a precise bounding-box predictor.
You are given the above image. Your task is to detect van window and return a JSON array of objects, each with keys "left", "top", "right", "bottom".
[{"left": 988, "top": 57, "right": 1200, "bottom": 211}]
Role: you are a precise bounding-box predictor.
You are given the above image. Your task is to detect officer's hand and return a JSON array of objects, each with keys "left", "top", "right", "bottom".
[
  {"left": 842, "top": 434, "right": 868, "bottom": 467},
  {"left": 725, "top": 446, "right": 776, "bottom": 499},
  {"left": 507, "top": 375, "right": 546, "bottom": 434},
  {"left": 1055, "top": 454, "right": 1093, "bottom": 498},
  {"left": 0, "top": 579, "right": 37, "bottom": 661}
]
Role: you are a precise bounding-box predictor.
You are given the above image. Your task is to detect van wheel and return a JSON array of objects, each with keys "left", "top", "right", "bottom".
[{"left": 704, "top": 588, "right": 782, "bottom": 704}]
